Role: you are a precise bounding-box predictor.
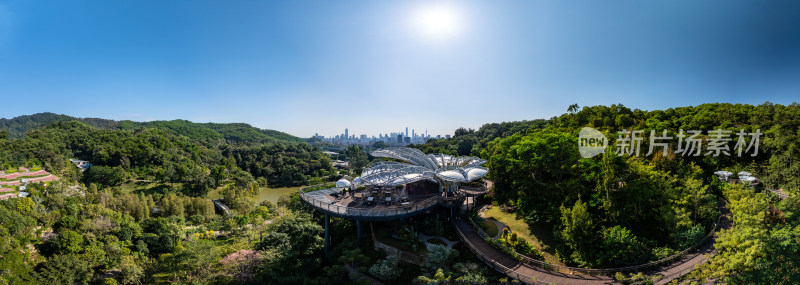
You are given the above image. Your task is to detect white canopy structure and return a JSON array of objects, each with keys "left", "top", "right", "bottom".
[
  {"left": 335, "top": 179, "right": 352, "bottom": 187},
  {"left": 714, "top": 171, "right": 733, "bottom": 176},
  {"left": 740, "top": 176, "right": 757, "bottom": 182},
  {"left": 357, "top": 147, "right": 488, "bottom": 195}
]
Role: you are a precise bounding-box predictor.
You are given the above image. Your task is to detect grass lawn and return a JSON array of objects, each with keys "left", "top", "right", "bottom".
[
  {"left": 207, "top": 185, "right": 303, "bottom": 204},
  {"left": 478, "top": 219, "right": 499, "bottom": 237},
  {"left": 484, "top": 207, "right": 564, "bottom": 265},
  {"left": 205, "top": 186, "right": 228, "bottom": 200},
  {"left": 118, "top": 181, "right": 177, "bottom": 195},
  {"left": 4, "top": 174, "right": 51, "bottom": 181}
]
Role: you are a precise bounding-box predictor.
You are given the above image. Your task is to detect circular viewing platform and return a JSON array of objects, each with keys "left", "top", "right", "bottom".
[{"left": 299, "top": 185, "right": 486, "bottom": 221}]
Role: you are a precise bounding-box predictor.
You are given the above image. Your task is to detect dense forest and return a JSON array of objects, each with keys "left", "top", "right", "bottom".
[
  {"left": 0, "top": 115, "right": 334, "bottom": 190},
  {"left": 0, "top": 103, "right": 798, "bottom": 284},
  {"left": 410, "top": 102, "right": 800, "bottom": 282},
  {"left": 0, "top": 114, "right": 344, "bottom": 284}
]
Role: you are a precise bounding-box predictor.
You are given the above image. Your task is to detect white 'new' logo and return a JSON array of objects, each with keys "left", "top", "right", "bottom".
[{"left": 578, "top": 127, "right": 607, "bottom": 158}]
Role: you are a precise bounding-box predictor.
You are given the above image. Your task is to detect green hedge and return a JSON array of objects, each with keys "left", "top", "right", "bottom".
[{"left": 304, "top": 182, "right": 337, "bottom": 192}]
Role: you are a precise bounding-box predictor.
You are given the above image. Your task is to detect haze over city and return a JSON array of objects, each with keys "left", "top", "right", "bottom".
[{"left": 1, "top": 1, "right": 799, "bottom": 137}]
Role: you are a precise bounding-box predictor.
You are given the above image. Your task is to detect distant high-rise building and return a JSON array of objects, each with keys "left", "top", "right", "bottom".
[
  {"left": 345, "top": 128, "right": 348, "bottom": 139},
  {"left": 405, "top": 127, "right": 408, "bottom": 137},
  {"left": 446, "top": 135, "right": 451, "bottom": 139},
  {"left": 397, "top": 134, "right": 403, "bottom": 144}
]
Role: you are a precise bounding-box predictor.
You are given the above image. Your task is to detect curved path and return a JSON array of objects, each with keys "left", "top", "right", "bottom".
[
  {"left": 767, "top": 188, "right": 790, "bottom": 199},
  {"left": 454, "top": 217, "right": 613, "bottom": 284},
  {"left": 454, "top": 201, "right": 733, "bottom": 284}
]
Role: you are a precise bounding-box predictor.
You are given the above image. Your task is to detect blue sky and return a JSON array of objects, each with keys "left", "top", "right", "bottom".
[{"left": 1, "top": 0, "right": 799, "bottom": 137}]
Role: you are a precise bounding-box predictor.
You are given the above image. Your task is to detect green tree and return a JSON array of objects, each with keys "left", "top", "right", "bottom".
[
  {"left": 254, "top": 213, "right": 324, "bottom": 282},
  {"left": 597, "top": 226, "right": 647, "bottom": 267},
  {"left": 57, "top": 229, "right": 84, "bottom": 254},
  {"left": 35, "top": 254, "right": 92, "bottom": 285},
  {"left": 558, "top": 199, "right": 597, "bottom": 266},
  {"left": 84, "top": 165, "right": 126, "bottom": 187},
  {"left": 345, "top": 145, "right": 369, "bottom": 173}
]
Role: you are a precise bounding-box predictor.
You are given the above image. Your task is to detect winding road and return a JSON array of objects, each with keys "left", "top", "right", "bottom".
[{"left": 453, "top": 200, "right": 734, "bottom": 284}]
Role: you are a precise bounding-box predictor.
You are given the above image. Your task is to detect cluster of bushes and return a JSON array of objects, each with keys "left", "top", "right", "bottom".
[{"left": 495, "top": 228, "right": 543, "bottom": 260}]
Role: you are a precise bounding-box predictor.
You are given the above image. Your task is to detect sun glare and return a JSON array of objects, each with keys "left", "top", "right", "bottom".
[{"left": 412, "top": 4, "right": 462, "bottom": 40}]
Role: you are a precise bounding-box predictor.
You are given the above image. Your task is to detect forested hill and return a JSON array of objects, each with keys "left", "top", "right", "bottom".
[
  {"left": 0, "top": 112, "right": 302, "bottom": 144},
  {"left": 0, "top": 113, "right": 329, "bottom": 189},
  {"left": 0, "top": 113, "right": 118, "bottom": 138}
]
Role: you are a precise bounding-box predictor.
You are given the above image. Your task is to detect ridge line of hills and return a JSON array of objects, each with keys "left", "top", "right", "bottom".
[{"left": 0, "top": 112, "right": 302, "bottom": 144}]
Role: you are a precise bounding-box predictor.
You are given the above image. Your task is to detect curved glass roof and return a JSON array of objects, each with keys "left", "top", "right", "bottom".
[{"left": 358, "top": 147, "right": 488, "bottom": 186}]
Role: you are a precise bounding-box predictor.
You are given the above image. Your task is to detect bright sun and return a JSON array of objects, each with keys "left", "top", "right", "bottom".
[{"left": 412, "top": 4, "right": 462, "bottom": 40}]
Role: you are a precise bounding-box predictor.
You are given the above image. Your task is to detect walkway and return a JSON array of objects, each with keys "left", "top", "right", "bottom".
[
  {"left": 767, "top": 188, "right": 790, "bottom": 199},
  {"left": 650, "top": 201, "right": 732, "bottom": 284},
  {"left": 454, "top": 200, "right": 734, "bottom": 284},
  {"left": 300, "top": 187, "right": 441, "bottom": 221},
  {"left": 454, "top": 217, "right": 614, "bottom": 284},
  {"left": 212, "top": 199, "right": 231, "bottom": 215}
]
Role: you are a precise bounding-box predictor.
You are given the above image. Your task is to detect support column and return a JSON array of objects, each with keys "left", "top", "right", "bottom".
[
  {"left": 356, "top": 220, "right": 363, "bottom": 246},
  {"left": 324, "top": 214, "right": 331, "bottom": 256}
]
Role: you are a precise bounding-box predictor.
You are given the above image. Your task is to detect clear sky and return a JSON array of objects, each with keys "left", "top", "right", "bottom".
[{"left": 1, "top": 0, "right": 799, "bottom": 137}]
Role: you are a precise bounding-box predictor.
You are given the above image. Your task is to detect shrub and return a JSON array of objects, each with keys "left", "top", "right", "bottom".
[
  {"left": 675, "top": 224, "right": 705, "bottom": 249},
  {"left": 368, "top": 256, "right": 402, "bottom": 281},
  {"left": 423, "top": 243, "right": 456, "bottom": 272},
  {"left": 652, "top": 247, "right": 677, "bottom": 260},
  {"left": 496, "top": 229, "right": 543, "bottom": 260}
]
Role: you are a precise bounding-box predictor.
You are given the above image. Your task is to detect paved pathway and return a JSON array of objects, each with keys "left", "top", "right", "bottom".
[
  {"left": 650, "top": 200, "right": 733, "bottom": 284},
  {"left": 454, "top": 217, "right": 614, "bottom": 284},
  {"left": 454, "top": 200, "right": 734, "bottom": 285}
]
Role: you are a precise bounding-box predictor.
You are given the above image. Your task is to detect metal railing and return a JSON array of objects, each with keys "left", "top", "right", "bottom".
[
  {"left": 299, "top": 186, "right": 441, "bottom": 218},
  {"left": 453, "top": 217, "right": 548, "bottom": 285},
  {"left": 460, "top": 185, "right": 488, "bottom": 194},
  {"left": 464, "top": 212, "right": 721, "bottom": 277}
]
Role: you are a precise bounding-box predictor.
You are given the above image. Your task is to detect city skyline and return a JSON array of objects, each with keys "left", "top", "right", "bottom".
[{"left": 314, "top": 127, "right": 450, "bottom": 145}]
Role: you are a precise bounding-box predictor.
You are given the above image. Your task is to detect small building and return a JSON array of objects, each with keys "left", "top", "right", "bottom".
[
  {"left": 715, "top": 170, "right": 760, "bottom": 188},
  {"left": 713, "top": 171, "right": 732, "bottom": 182},
  {"left": 332, "top": 160, "right": 349, "bottom": 169},
  {"left": 69, "top": 159, "right": 92, "bottom": 172},
  {"left": 18, "top": 192, "right": 29, "bottom": 198}
]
